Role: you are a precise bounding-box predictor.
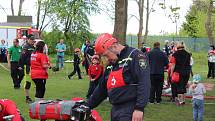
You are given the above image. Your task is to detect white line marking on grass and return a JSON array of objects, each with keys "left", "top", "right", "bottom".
[
  {"left": 161, "top": 102, "right": 215, "bottom": 105},
  {"left": 0, "top": 63, "right": 9, "bottom": 72},
  {"left": 204, "top": 103, "right": 215, "bottom": 105}
]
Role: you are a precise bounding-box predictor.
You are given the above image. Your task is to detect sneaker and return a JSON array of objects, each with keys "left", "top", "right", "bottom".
[
  {"left": 175, "top": 99, "right": 180, "bottom": 106},
  {"left": 156, "top": 101, "right": 161, "bottom": 104},
  {"left": 149, "top": 101, "right": 155, "bottom": 104},
  {"left": 14, "top": 86, "right": 20, "bottom": 89},
  {"left": 180, "top": 101, "right": 185, "bottom": 105},
  {"left": 171, "top": 98, "right": 176, "bottom": 102},
  {"left": 26, "top": 98, "right": 33, "bottom": 104},
  {"left": 68, "top": 75, "right": 71, "bottom": 80}
]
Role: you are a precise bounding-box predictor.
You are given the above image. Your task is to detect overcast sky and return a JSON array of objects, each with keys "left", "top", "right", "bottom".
[{"left": 0, "top": 0, "right": 193, "bottom": 35}]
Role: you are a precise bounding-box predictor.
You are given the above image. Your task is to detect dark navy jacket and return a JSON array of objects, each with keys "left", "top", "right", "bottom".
[
  {"left": 87, "top": 46, "right": 151, "bottom": 112},
  {"left": 19, "top": 43, "right": 35, "bottom": 66},
  {"left": 73, "top": 53, "right": 80, "bottom": 65},
  {"left": 18, "top": 43, "right": 35, "bottom": 74},
  {"left": 148, "top": 48, "right": 169, "bottom": 75}
]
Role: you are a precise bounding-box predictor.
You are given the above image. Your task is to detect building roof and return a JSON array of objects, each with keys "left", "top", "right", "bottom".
[{"left": 0, "top": 22, "right": 32, "bottom": 29}]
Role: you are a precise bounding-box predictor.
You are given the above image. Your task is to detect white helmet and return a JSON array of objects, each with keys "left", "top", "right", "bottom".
[{"left": 165, "top": 40, "right": 169, "bottom": 43}]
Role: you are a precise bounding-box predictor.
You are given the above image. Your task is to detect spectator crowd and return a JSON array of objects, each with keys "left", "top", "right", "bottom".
[{"left": 1, "top": 34, "right": 214, "bottom": 121}]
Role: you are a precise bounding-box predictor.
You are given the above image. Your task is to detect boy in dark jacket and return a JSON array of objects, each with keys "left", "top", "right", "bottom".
[{"left": 68, "top": 48, "right": 82, "bottom": 79}]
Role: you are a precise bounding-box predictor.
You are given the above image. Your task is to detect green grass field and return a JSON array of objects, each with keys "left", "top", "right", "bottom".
[{"left": 0, "top": 52, "right": 215, "bottom": 121}]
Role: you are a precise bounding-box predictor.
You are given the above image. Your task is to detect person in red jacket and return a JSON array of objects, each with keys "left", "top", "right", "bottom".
[
  {"left": 167, "top": 54, "right": 178, "bottom": 102},
  {"left": 30, "top": 41, "right": 51, "bottom": 101},
  {"left": 0, "top": 99, "right": 24, "bottom": 121},
  {"left": 86, "top": 55, "right": 104, "bottom": 99}
]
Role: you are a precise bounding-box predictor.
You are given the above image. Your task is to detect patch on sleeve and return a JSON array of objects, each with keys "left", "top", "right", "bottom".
[
  {"left": 139, "top": 58, "right": 147, "bottom": 69},
  {"left": 138, "top": 54, "right": 147, "bottom": 69}
]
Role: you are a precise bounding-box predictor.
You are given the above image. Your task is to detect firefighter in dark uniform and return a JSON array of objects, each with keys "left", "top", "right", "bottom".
[
  {"left": 18, "top": 34, "right": 35, "bottom": 103},
  {"left": 87, "top": 33, "right": 151, "bottom": 121}
]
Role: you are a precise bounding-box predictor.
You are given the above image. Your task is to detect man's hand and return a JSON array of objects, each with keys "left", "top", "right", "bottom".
[
  {"left": 132, "top": 110, "right": 143, "bottom": 121},
  {"left": 49, "top": 63, "right": 53, "bottom": 69},
  {"left": 8, "top": 63, "right": 11, "bottom": 68},
  {"left": 59, "top": 50, "right": 64, "bottom": 52},
  {"left": 17, "top": 67, "right": 23, "bottom": 70},
  {"left": 3, "top": 115, "right": 14, "bottom": 121},
  {"left": 91, "top": 79, "right": 95, "bottom": 81}
]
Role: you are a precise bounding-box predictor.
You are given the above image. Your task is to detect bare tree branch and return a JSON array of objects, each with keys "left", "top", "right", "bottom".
[
  {"left": 18, "top": 0, "right": 25, "bottom": 16},
  {"left": 149, "top": 0, "right": 157, "bottom": 13},
  {"left": 41, "top": 17, "right": 55, "bottom": 31},
  {"left": 97, "top": 7, "right": 114, "bottom": 20},
  {"left": 36, "top": 0, "right": 41, "bottom": 29},
  {"left": 136, "top": 0, "right": 144, "bottom": 48},
  {"left": 39, "top": 0, "right": 49, "bottom": 31},
  {"left": 0, "top": 5, "right": 7, "bottom": 14},
  {"left": 97, "top": 1, "right": 115, "bottom": 20},
  {"left": 128, "top": 14, "right": 139, "bottom": 21},
  {"left": 11, "top": 0, "right": 14, "bottom": 15}
]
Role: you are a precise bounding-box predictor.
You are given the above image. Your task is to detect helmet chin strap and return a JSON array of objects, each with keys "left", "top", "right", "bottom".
[
  {"left": 108, "top": 46, "right": 119, "bottom": 55},
  {"left": 109, "top": 48, "right": 119, "bottom": 59}
]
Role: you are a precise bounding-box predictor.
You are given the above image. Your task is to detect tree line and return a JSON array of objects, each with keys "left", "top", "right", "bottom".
[
  {"left": 4, "top": 0, "right": 215, "bottom": 52},
  {"left": 180, "top": 0, "right": 215, "bottom": 46}
]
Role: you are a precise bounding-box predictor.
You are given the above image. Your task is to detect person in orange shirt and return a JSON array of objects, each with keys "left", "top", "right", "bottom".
[{"left": 30, "top": 41, "right": 51, "bottom": 101}]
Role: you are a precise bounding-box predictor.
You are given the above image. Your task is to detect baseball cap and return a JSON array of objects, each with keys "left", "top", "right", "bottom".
[{"left": 192, "top": 74, "right": 201, "bottom": 83}]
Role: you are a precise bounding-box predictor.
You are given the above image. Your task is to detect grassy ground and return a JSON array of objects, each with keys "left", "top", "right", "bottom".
[{"left": 0, "top": 52, "right": 215, "bottom": 121}]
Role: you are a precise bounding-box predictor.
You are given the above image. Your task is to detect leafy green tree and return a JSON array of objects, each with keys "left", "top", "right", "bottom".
[
  {"left": 40, "top": 0, "right": 98, "bottom": 53},
  {"left": 182, "top": 6, "right": 199, "bottom": 38},
  {"left": 180, "top": 0, "right": 215, "bottom": 38},
  {"left": 205, "top": 0, "right": 215, "bottom": 46}
]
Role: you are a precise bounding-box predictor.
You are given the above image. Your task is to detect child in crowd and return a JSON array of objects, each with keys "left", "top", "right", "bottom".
[
  {"left": 189, "top": 74, "right": 206, "bottom": 121},
  {"left": 68, "top": 48, "right": 82, "bottom": 79},
  {"left": 86, "top": 55, "right": 103, "bottom": 99}
]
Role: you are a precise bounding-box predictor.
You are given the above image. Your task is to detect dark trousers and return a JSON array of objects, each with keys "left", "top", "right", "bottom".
[
  {"left": 207, "top": 62, "right": 215, "bottom": 78},
  {"left": 10, "top": 62, "right": 24, "bottom": 88},
  {"left": 0, "top": 54, "right": 7, "bottom": 62},
  {"left": 33, "top": 79, "right": 46, "bottom": 98},
  {"left": 190, "top": 66, "right": 193, "bottom": 77},
  {"left": 177, "top": 71, "right": 190, "bottom": 94},
  {"left": 171, "top": 82, "right": 178, "bottom": 101},
  {"left": 149, "top": 74, "right": 164, "bottom": 103},
  {"left": 69, "top": 64, "right": 82, "bottom": 79},
  {"left": 111, "top": 101, "right": 135, "bottom": 121},
  {"left": 84, "top": 61, "right": 89, "bottom": 75},
  {"left": 86, "top": 80, "right": 99, "bottom": 99}
]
